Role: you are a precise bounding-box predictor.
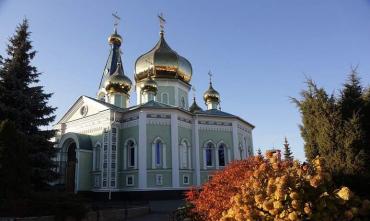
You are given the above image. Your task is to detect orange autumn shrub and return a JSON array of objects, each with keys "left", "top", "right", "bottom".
[
  {"left": 186, "top": 151, "right": 370, "bottom": 221},
  {"left": 186, "top": 157, "right": 262, "bottom": 221}
]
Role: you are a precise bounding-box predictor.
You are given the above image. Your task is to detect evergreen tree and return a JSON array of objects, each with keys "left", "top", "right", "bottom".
[
  {"left": 283, "top": 137, "right": 293, "bottom": 161},
  {"left": 0, "top": 19, "right": 56, "bottom": 190},
  {"left": 293, "top": 73, "right": 369, "bottom": 196},
  {"left": 0, "top": 120, "right": 30, "bottom": 199}
]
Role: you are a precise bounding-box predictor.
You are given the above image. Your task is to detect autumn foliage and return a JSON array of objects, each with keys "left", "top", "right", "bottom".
[{"left": 186, "top": 151, "right": 370, "bottom": 221}]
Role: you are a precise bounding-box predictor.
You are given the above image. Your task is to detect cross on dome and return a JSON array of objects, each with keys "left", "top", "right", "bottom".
[{"left": 158, "top": 12, "right": 166, "bottom": 32}]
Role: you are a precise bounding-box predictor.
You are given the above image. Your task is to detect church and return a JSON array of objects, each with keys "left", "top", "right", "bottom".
[{"left": 53, "top": 17, "right": 254, "bottom": 195}]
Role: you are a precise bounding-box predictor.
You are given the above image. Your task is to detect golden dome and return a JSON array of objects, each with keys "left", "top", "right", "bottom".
[
  {"left": 108, "top": 29, "right": 122, "bottom": 46},
  {"left": 141, "top": 75, "right": 158, "bottom": 94},
  {"left": 203, "top": 83, "right": 220, "bottom": 103},
  {"left": 134, "top": 31, "right": 192, "bottom": 83},
  {"left": 105, "top": 63, "right": 132, "bottom": 94}
]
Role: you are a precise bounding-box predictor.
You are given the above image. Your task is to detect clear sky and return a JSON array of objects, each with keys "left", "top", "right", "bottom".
[{"left": 1, "top": 0, "right": 370, "bottom": 161}]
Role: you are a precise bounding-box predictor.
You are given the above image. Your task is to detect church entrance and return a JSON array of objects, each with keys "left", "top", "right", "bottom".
[{"left": 65, "top": 143, "right": 77, "bottom": 192}]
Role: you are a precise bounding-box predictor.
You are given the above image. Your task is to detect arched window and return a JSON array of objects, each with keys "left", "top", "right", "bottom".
[
  {"left": 181, "top": 97, "right": 185, "bottom": 108},
  {"left": 94, "top": 144, "right": 101, "bottom": 170},
  {"left": 206, "top": 142, "right": 214, "bottom": 167},
  {"left": 162, "top": 93, "right": 169, "bottom": 104},
  {"left": 180, "top": 140, "right": 190, "bottom": 169},
  {"left": 127, "top": 140, "right": 136, "bottom": 168},
  {"left": 218, "top": 143, "right": 225, "bottom": 167},
  {"left": 155, "top": 140, "right": 163, "bottom": 166}
]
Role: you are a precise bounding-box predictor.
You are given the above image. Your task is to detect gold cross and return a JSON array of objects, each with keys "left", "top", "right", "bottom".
[
  {"left": 208, "top": 71, "right": 213, "bottom": 84},
  {"left": 158, "top": 12, "right": 166, "bottom": 31},
  {"left": 112, "top": 12, "right": 121, "bottom": 28}
]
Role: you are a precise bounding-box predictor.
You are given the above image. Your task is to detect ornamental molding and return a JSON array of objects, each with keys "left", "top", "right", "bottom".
[
  {"left": 238, "top": 124, "right": 252, "bottom": 134},
  {"left": 147, "top": 118, "right": 171, "bottom": 126},
  {"left": 122, "top": 120, "right": 138, "bottom": 128},
  {"left": 147, "top": 113, "right": 171, "bottom": 119},
  {"left": 178, "top": 116, "right": 192, "bottom": 124},
  {"left": 198, "top": 120, "right": 232, "bottom": 127},
  {"left": 198, "top": 124, "right": 232, "bottom": 132},
  {"left": 178, "top": 120, "right": 192, "bottom": 129}
]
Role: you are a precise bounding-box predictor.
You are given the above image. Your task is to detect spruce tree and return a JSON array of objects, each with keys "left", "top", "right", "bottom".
[
  {"left": 283, "top": 137, "right": 293, "bottom": 161},
  {"left": 293, "top": 73, "right": 369, "bottom": 196},
  {"left": 0, "top": 120, "right": 30, "bottom": 199},
  {"left": 0, "top": 19, "right": 56, "bottom": 190}
]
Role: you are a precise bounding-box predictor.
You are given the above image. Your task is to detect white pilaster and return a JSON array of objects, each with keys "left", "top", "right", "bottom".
[
  {"left": 138, "top": 111, "right": 147, "bottom": 189},
  {"left": 192, "top": 117, "right": 201, "bottom": 186},
  {"left": 123, "top": 144, "right": 127, "bottom": 170},
  {"left": 232, "top": 121, "right": 240, "bottom": 160},
  {"left": 171, "top": 113, "right": 179, "bottom": 187}
]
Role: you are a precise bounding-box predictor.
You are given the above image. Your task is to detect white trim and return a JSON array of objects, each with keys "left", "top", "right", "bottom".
[
  {"left": 232, "top": 121, "right": 240, "bottom": 160},
  {"left": 126, "top": 175, "right": 134, "bottom": 186},
  {"left": 171, "top": 113, "right": 179, "bottom": 187},
  {"left": 183, "top": 174, "right": 190, "bottom": 185},
  {"left": 155, "top": 174, "right": 163, "bottom": 185},
  {"left": 138, "top": 111, "right": 147, "bottom": 188},
  {"left": 124, "top": 138, "right": 137, "bottom": 169},
  {"left": 161, "top": 92, "right": 169, "bottom": 105},
  {"left": 193, "top": 117, "right": 200, "bottom": 186}
]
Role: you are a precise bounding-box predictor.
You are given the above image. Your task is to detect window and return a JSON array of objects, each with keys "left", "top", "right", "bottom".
[
  {"left": 181, "top": 97, "right": 185, "bottom": 108},
  {"left": 155, "top": 174, "right": 163, "bottom": 185},
  {"left": 183, "top": 175, "right": 189, "bottom": 185},
  {"left": 239, "top": 143, "right": 243, "bottom": 159},
  {"left": 127, "top": 140, "right": 135, "bottom": 167},
  {"left": 208, "top": 175, "right": 213, "bottom": 181},
  {"left": 180, "top": 141, "right": 189, "bottom": 169},
  {"left": 94, "top": 176, "right": 100, "bottom": 188},
  {"left": 94, "top": 144, "right": 101, "bottom": 170},
  {"left": 206, "top": 142, "right": 214, "bottom": 167},
  {"left": 218, "top": 144, "right": 225, "bottom": 166},
  {"left": 162, "top": 93, "right": 168, "bottom": 104},
  {"left": 126, "top": 175, "right": 134, "bottom": 186},
  {"left": 156, "top": 140, "right": 162, "bottom": 166}
]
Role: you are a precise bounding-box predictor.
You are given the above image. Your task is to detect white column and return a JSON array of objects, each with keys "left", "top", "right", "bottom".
[
  {"left": 138, "top": 111, "right": 147, "bottom": 189},
  {"left": 232, "top": 121, "right": 240, "bottom": 160},
  {"left": 171, "top": 113, "right": 179, "bottom": 187},
  {"left": 215, "top": 146, "right": 219, "bottom": 169},
  {"left": 123, "top": 143, "right": 127, "bottom": 170},
  {"left": 192, "top": 117, "right": 201, "bottom": 186},
  {"left": 163, "top": 144, "right": 167, "bottom": 169}
]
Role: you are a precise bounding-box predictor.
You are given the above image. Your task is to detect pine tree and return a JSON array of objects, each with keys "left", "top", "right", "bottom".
[
  {"left": 0, "top": 19, "right": 56, "bottom": 190},
  {"left": 293, "top": 73, "right": 369, "bottom": 196},
  {"left": 283, "top": 137, "right": 293, "bottom": 161},
  {"left": 0, "top": 120, "right": 30, "bottom": 199}
]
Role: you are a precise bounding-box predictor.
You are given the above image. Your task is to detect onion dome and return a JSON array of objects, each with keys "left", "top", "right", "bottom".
[
  {"left": 141, "top": 75, "right": 158, "bottom": 94},
  {"left": 104, "top": 63, "right": 132, "bottom": 94},
  {"left": 134, "top": 31, "right": 192, "bottom": 84},
  {"left": 189, "top": 97, "right": 203, "bottom": 113},
  {"left": 108, "top": 28, "right": 122, "bottom": 46},
  {"left": 203, "top": 82, "right": 220, "bottom": 104}
]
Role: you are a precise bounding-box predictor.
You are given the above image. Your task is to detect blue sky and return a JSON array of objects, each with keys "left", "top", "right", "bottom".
[{"left": 1, "top": 0, "right": 370, "bottom": 161}]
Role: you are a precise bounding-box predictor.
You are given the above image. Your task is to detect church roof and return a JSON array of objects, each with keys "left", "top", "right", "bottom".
[{"left": 98, "top": 29, "right": 126, "bottom": 91}]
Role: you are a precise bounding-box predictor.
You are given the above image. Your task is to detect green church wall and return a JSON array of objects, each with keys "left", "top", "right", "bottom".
[
  {"left": 178, "top": 126, "right": 192, "bottom": 144},
  {"left": 200, "top": 170, "right": 217, "bottom": 184},
  {"left": 119, "top": 171, "right": 138, "bottom": 188},
  {"left": 199, "top": 129, "right": 233, "bottom": 167},
  {"left": 179, "top": 171, "right": 193, "bottom": 187},
  {"left": 78, "top": 151, "right": 92, "bottom": 190},
  {"left": 147, "top": 170, "right": 172, "bottom": 188},
  {"left": 178, "top": 88, "right": 188, "bottom": 108},
  {"left": 157, "top": 86, "right": 175, "bottom": 105},
  {"left": 147, "top": 124, "right": 172, "bottom": 169}
]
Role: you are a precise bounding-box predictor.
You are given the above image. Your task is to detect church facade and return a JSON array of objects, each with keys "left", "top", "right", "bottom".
[{"left": 54, "top": 23, "right": 254, "bottom": 194}]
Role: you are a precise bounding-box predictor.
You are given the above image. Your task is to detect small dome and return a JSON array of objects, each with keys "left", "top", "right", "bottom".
[
  {"left": 105, "top": 63, "right": 132, "bottom": 94},
  {"left": 141, "top": 75, "right": 158, "bottom": 94},
  {"left": 134, "top": 31, "right": 192, "bottom": 84},
  {"left": 203, "top": 83, "right": 220, "bottom": 103},
  {"left": 108, "top": 29, "right": 122, "bottom": 46},
  {"left": 189, "top": 98, "right": 203, "bottom": 113}
]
